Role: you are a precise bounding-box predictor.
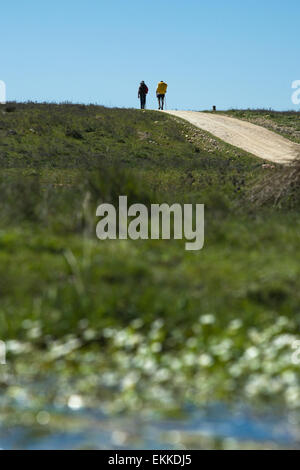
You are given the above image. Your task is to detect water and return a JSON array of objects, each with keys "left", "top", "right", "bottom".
[{"left": 1, "top": 404, "right": 299, "bottom": 450}]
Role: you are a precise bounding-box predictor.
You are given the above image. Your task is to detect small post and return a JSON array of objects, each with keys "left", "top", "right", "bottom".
[{"left": 212, "top": 105, "right": 216, "bottom": 112}]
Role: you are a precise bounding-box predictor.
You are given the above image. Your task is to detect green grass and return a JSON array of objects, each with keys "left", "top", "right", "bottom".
[{"left": 0, "top": 103, "right": 300, "bottom": 432}]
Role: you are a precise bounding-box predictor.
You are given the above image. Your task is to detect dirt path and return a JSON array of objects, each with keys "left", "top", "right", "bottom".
[{"left": 164, "top": 110, "right": 300, "bottom": 164}]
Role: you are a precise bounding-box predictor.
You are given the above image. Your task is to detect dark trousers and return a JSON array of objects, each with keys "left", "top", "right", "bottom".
[
  {"left": 140, "top": 94, "right": 146, "bottom": 109},
  {"left": 157, "top": 94, "right": 165, "bottom": 110}
]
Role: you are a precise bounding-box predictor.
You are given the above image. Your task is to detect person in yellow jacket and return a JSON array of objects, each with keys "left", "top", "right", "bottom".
[{"left": 156, "top": 81, "right": 168, "bottom": 110}]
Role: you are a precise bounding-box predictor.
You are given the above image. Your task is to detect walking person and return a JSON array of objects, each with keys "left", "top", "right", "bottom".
[
  {"left": 156, "top": 80, "right": 168, "bottom": 110},
  {"left": 138, "top": 81, "right": 148, "bottom": 109}
]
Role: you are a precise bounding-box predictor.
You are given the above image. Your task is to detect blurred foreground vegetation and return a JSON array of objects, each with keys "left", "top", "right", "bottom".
[{"left": 0, "top": 103, "right": 300, "bottom": 448}]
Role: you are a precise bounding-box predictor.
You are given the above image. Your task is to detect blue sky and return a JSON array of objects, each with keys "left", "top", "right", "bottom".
[{"left": 1, "top": 0, "right": 299, "bottom": 110}]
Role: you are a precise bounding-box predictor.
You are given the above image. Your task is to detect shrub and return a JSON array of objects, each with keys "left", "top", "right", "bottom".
[{"left": 249, "top": 153, "right": 300, "bottom": 207}]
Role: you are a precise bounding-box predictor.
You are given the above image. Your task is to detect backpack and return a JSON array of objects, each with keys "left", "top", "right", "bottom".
[{"left": 140, "top": 84, "right": 148, "bottom": 95}]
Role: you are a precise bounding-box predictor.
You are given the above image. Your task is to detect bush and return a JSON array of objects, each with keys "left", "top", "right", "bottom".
[{"left": 249, "top": 153, "right": 300, "bottom": 207}]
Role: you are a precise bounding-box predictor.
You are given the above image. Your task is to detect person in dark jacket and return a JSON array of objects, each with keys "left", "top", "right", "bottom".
[{"left": 138, "top": 81, "right": 148, "bottom": 109}]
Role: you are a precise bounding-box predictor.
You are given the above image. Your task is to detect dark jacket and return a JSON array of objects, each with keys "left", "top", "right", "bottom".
[{"left": 138, "top": 83, "right": 148, "bottom": 96}]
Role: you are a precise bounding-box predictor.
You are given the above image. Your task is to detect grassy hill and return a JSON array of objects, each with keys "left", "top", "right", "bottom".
[{"left": 1, "top": 103, "right": 300, "bottom": 447}]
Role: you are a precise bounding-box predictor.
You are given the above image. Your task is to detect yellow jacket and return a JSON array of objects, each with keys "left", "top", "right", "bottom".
[{"left": 156, "top": 82, "right": 168, "bottom": 94}]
